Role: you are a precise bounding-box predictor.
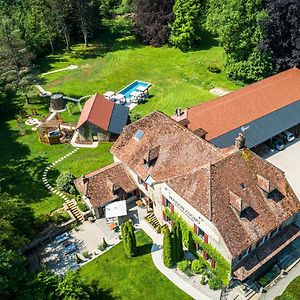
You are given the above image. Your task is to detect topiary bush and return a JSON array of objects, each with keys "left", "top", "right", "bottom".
[
  {"left": 77, "top": 201, "right": 88, "bottom": 212},
  {"left": 162, "top": 225, "right": 175, "bottom": 267},
  {"left": 201, "top": 275, "right": 207, "bottom": 285},
  {"left": 177, "top": 260, "right": 191, "bottom": 272},
  {"left": 56, "top": 172, "right": 77, "bottom": 195},
  {"left": 208, "top": 277, "right": 223, "bottom": 290},
  {"left": 98, "top": 238, "right": 108, "bottom": 251}
]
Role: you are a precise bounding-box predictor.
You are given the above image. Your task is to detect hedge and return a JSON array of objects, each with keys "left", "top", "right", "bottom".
[{"left": 165, "top": 209, "right": 231, "bottom": 286}]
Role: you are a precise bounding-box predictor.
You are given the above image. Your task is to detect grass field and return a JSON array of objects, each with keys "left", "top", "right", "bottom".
[
  {"left": 0, "top": 116, "right": 113, "bottom": 217},
  {"left": 274, "top": 276, "right": 300, "bottom": 300},
  {"left": 80, "top": 230, "right": 191, "bottom": 300},
  {"left": 38, "top": 20, "right": 241, "bottom": 117}
]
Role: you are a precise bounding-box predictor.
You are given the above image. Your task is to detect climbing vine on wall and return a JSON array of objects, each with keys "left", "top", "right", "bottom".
[{"left": 165, "top": 208, "right": 231, "bottom": 285}]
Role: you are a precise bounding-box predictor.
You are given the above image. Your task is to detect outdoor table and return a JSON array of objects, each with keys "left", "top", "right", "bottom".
[
  {"left": 136, "top": 85, "right": 148, "bottom": 92},
  {"left": 104, "top": 91, "right": 115, "bottom": 99},
  {"left": 135, "top": 200, "right": 144, "bottom": 207},
  {"left": 109, "top": 223, "right": 117, "bottom": 231}
]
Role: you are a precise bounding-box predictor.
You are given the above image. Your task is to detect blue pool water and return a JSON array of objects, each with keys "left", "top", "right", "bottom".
[{"left": 118, "top": 80, "right": 151, "bottom": 99}]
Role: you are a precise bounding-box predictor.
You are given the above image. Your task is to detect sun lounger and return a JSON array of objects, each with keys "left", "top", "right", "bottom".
[{"left": 55, "top": 232, "right": 70, "bottom": 244}]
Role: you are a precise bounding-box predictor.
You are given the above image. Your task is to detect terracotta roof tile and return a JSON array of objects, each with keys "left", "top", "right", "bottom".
[
  {"left": 76, "top": 94, "right": 114, "bottom": 130},
  {"left": 111, "top": 111, "right": 225, "bottom": 182},
  {"left": 75, "top": 163, "right": 137, "bottom": 208},
  {"left": 187, "top": 67, "right": 300, "bottom": 140},
  {"left": 209, "top": 149, "right": 300, "bottom": 257}
]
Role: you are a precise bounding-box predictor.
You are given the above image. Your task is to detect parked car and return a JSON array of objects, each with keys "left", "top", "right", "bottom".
[
  {"left": 283, "top": 130, "right": 295, "bottom": 142},
  {"left": 273, "top": 137, "right": 285, "bottom": 151}
]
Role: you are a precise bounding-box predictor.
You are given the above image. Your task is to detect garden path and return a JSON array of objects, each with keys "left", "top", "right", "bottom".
[
  {"left": 140, "top": 220, "right": 219, "bottom": 300},
  {"left": 42, "top": 147, "right": 79, "bottom": 201}
]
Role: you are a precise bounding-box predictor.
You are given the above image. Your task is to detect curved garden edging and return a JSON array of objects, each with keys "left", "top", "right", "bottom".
[{"left": 42, "top": 147, "right": 79, "bottom": 201}]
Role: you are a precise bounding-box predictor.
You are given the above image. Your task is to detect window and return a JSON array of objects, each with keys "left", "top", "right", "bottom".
[
  {"left": 195, "top": 243, "right": 203, "bottom": 254},
  {"left": 166, "top": 214, "right": 172, "bottom": 224},
  {"left": 134, "top": 130, "right": 144, "bottom": 141},
  {"left": 194, "top": 224, "right": 205, "bottom": 240},
  {"left": 166, "top": 199, "right": 172, "bottom": 209}
]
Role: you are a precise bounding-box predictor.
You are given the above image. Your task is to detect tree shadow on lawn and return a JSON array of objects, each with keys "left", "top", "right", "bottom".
[
  {"left": 0, "top": 119, "right": 58, "bottom": 205},
  {"left": 137, "top": 242, "right": 152, "bottom": 257},
  {"left": 88, "top": 280, "right": 118, "bottom": 300}
]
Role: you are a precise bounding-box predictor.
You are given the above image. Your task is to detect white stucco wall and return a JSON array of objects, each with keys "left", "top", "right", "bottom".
[{"left": 160, "top": 183, "right": 233, "bottom": 263}]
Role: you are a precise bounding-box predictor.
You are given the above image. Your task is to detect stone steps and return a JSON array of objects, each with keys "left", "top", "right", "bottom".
[{"left": 146, "top": 213, "right": 161, "bottom": 232}]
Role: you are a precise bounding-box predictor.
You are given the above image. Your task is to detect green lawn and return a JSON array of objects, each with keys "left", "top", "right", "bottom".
[
  {"left": 0, "top": 116, "right": 113, "bottom": 217},
  {"left": 80, "top": 230, "right": 191, "bottom": 300},
  {"left": 38, "top": 22, "right": 241, "bottom": 118},
  {"left": 274, "top": 276, "right": 300, "bottom": 300}
]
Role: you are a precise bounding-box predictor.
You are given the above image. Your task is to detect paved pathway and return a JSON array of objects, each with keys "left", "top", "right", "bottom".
[
  {"left": 140, "top": 220, "right": 216, "bottom": 300},
  {"left": 42, "top": 147, "right": 80, "bottom": 201},
  {"left": 260, "top": 261, "right": 300, "bottom": 300},
  {"left": 41, "top": 64, "right": 78, "bottom": 76}
]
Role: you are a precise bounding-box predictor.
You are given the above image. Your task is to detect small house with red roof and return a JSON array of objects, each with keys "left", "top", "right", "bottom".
[{"left": 76, "top": 93, "right": 129, "bottom": 142}]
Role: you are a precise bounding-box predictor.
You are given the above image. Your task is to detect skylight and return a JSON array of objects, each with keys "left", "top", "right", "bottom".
[{"left": 134, "top": 129, "right": 144, "bottom": 141}]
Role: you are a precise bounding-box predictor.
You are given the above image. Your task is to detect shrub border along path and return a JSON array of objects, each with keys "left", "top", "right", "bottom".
[{"left": 42, "top": 147, "right": 79, "bottom": 201}]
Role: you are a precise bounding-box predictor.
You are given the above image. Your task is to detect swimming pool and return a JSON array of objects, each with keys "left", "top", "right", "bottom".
[{"left": 117, "top": 80, "right": 151, "bottom": 100}]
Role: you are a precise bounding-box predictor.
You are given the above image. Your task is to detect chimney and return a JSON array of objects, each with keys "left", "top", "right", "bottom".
[
  {"left": 81, "top": 175, "right": 88, "bottom": 184},
  {"left": 235, "top": 133, "right": 246, "bottom": 150}
]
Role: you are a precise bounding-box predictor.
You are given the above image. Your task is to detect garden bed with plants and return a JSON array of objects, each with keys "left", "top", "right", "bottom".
[{"left": 164, "top": 209, "right": 231, "bottom": 289}]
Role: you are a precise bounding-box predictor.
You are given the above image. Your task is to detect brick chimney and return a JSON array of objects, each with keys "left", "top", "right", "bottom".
[{"left": 235, "top": 133, "right": 246, "bottom": 150}]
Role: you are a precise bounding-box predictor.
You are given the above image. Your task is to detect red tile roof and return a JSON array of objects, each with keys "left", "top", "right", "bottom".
[
  {"left": 75, "top": 163, "right": 137, "bottom": 208},
  {"left": 187, "top": 67, "right": 300, "bottom": 140},
  {"left": 111, "top": 111, "right": 225, "bottom": 182},
  {"left": 76, "top": 94, "right": 114, "bottom": 130}
]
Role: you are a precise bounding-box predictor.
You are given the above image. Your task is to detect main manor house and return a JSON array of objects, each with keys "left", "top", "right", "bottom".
[{"left": 76, "top": 68, "right": 300, "bottom": 282}]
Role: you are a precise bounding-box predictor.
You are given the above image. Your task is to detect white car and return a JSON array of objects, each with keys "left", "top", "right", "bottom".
[{"left": 283, "top": 131, "right": 295, "bottom": 142}]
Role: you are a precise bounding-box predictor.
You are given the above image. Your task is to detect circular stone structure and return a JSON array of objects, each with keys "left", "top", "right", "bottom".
[{"left": 50, "top": 94, "right": 66, "bottom": 112}]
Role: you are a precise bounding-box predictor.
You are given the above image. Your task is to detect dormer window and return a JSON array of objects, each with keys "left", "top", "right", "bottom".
[
  {"left": 257, "top": 174, "right": 275, "bottom": 194},
  {"left": 143, "top": 145, "right": 160, "bottom": 167},
  {"left": 229, "top": 190, "right": 250, "bottom": 215}
]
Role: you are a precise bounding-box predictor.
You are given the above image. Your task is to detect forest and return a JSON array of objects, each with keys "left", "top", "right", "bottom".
[{"left": 0, "top": 0, "right": 299, "bottom": 299}]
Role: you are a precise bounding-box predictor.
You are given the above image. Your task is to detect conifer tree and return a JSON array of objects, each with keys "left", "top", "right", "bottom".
[
  {"left": 170, "top": 0, "right": 202, "bottom": 50},
  {"left": 163, "top": 226, "right": 174, "bottom": 267}
]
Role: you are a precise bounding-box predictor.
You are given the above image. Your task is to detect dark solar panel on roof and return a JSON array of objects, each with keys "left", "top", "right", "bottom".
[
  {"left": 135, "top": 129, "right": 144, "bottom": 141},
  {"left": 108, "top": 104, "right": 129, "bottom": 134}
]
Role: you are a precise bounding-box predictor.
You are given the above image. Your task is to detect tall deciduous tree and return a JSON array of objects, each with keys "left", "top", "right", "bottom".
[
  {"left": 260, "top": 0, "right": 300, "bottom": 72},
  {"left": 170, "top": 0, "right": 202, "bottom": 50},
  {"left": 134, "top": 0, "right": 174, "bottom": 46},
  {"left": 0, "top": 16, "right": 34, "bottom": 104},
  {"left": 207, "top": 0, "right": 273, "bottom": 82}
]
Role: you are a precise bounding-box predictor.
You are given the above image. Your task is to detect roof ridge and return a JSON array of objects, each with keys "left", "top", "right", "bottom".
[{"left": 86, "top": 162, "right": 122, "bottom": 178}]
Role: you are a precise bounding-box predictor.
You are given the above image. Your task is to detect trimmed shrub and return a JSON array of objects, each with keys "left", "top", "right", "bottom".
[
  {"left": 56, "top": 172, "right": 77, "bottom": 195},
  {"left": 207, "top": 64, "right": 221, "bottom": 73},
  {"left": 82, "top": 251, "right": 90, "bottom": 259},
  {"left": 200, "top": 275, "right": 207, "bottom": 285},
  {"left": 51, "top": 211, "right": 70, "bottom": 225},
  {"left": 177, "top": 223, "right": 184, "bottom": 261},
  {"left": 192, "top": 259, "right": 205, "bottom": 274},
  {"left": 162, "top": 226, "right": 175, "bottom": 267},
  {"left": 208, "top": 277, "right": 223, "bottom": 290},
  {"left": 177, "top": 260, "right": 191, "bottom": 272},
  {"left": 77, "top": 201, "right": 88, "bottom": 212}
]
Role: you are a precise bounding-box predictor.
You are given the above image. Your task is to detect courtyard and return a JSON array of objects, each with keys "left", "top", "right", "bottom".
[{"left": 263, "top": 138, "right": 300, "bottom": 199}]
